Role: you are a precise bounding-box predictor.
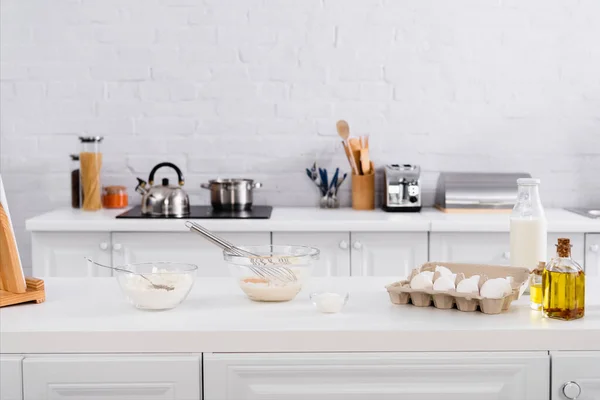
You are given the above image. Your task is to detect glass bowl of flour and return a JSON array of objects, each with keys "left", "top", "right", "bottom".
[
  {"left": 224, "top": 245, "right": 320, "bottom": 302},
  {"left": 115, "top": 262, "right": 197, "bottom": 310}
]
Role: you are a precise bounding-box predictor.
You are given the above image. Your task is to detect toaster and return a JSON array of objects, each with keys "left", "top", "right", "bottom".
[{"left": 383, "top": 164, "right": 422, "bottom": 212}]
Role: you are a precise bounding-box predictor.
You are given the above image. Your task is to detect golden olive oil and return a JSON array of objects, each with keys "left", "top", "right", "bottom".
[
  {"left": 542, "top": 269, "right": 585, "bottom": 321},
  {"left": 529, "top": 283, "right": 543, "bottom": 310}
]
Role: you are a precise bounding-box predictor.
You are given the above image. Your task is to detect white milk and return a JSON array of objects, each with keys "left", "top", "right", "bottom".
[{"left": 510, "top": 218, "right": 547, "bottom": 270}]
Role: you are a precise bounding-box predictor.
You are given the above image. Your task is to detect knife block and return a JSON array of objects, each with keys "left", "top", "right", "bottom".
[{"left": 351, "top": 162, "right": 375, "bottom": 210}]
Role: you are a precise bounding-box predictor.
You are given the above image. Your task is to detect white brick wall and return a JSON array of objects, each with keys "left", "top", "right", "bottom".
[{"left": 1, "top": 0, "right": 600, "bottom": 270}]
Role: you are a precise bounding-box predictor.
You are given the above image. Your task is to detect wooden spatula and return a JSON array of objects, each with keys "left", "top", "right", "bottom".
[{"left": 360, "top": 148, "right": 371, "bottom": 174}]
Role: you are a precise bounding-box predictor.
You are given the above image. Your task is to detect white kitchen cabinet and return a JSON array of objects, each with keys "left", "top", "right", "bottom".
[
  {"left": 204, "top": 352, "right": 548, "bottom": 400},
  {"left": 430, "top": 233, "right": 585, "bottom": 267},
  {"left": 22, "top": 355, "right": 201, "bottom": 400},
  {"left": 551, "top": 351, "right": 600, "bottom": 400},
  {"left": 272, "top": 232, "right": 350, "bottom": 276},
  {"left": 350, "top": 232, "right": 428, "bottom": 276},
  {"left": 585, "top": 234, "right": 600, "bottom": 277},
  {"left": 31, "top": 232, "right": 112, "bottom": 277},
  {"left": 111, "top": 232, "right": 269, "bottom": 276},
  {"left": 1, "top": 356, "right": 23, "bottom": 400}
]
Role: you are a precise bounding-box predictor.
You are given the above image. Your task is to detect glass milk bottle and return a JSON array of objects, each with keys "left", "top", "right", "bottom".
[{"left": 510, "top": 178, "right": 547, "bottom": 270}]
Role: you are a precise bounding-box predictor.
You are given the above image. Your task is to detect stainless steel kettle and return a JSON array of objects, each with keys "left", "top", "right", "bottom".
[{"left": 135, "top": 162, "right": 190, "bottom": 217}]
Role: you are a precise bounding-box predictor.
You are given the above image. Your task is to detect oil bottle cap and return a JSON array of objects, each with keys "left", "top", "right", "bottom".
[{"left": 556, "top": 238, "right": 571, "bottom": 257}]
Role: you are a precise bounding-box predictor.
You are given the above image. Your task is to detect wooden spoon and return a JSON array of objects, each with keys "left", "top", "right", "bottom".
[
  {"left": 336, "top": 120, "right": 350, "bottom": 141},
  {"left": 337, "top": 120, "right": 359, "bottom": 175}
]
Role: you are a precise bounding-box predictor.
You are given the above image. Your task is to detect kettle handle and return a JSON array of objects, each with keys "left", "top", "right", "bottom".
[{"left": 148, "top": 162, "right": 185, "bottom": 186}]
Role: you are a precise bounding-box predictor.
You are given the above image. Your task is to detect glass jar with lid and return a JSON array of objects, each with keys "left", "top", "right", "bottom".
[
  {"left": 79, "top": 136, "right": 103, "bottom": 211},
  {"left": 102, "top": 186, "right": 128, "bottom": 209},
  {"left": 70, "top": 154, "right": 81, "bottom": 209},
  {"left": 509, "top": 178, "right": 547, "bottom": 270}
]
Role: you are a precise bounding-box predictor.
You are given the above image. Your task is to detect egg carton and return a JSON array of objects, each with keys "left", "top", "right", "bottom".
[{"left": 386, "top": 262, "right": 530, "bottom": 315}]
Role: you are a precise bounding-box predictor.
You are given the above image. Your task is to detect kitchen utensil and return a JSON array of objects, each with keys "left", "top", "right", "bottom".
[
  {"left": 360, "top": 148, "right": 370, "bottom": 174},
  {"left": 336, "top": 173, "right": 348, "bottom": 192},
  {"left": 306, "top": 168, "right": 325, "bottom": 195},
  {"left": 352, "top": 162, "right": 375, "bottom": 210},
  {"left": 329, "top": 168, "right": 339, "bottom": 193},
  {"left": 383, "top": 164, "right": 422, "bottom": 212},
  {"left": 225, "top": 245, "right": 319, "bottom": 302},
  {"left": 349, "top": 137, "right": 361, "bottom": 151},
  {"left": 341, "top": 141, "right": 359, "bottom": 175},
  {"left": 85, "top": 258, "right": 175, "bottom": 291},
  {"left": 113, "top": 261, "right": 197, "bottom": 310},
  {"left": 0, "top": 175, "right": 44, "bottom": 308},
  {"left": 136, "top": 162, "right": 190, "bottom": 217},
  {"left": 318, "top": 168, "right": 328, "bottom": 195},
  {"left": 185, "top": 221, "right": 298, "bottom": 283},
  {"left": 434, "top": 172, "right": 531, "bottom": 213},
  {"left": 336, "top": 120, "right": 350, "bottom": 141},
  {"left": 201, "top": 178, "right": 262, "bottom": 211}
]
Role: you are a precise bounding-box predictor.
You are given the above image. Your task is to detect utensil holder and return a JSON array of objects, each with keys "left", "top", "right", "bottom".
[
  {"left": 320, "top": 194, "right": 340, "bottom": 209},
  {"left": 352, "top": 162, "right": 375, "bottom": 210}
]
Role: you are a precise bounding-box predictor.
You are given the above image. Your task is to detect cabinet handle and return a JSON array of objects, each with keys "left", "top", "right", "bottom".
[
  {"left": 562, "top": 381, "right": 581, "bottom": 399},
  {"left": 353, "top": 241, "right": 362, "bottom": 250},
  {"left": 590, "top": 244, "right": 599, "bottom": 253},
  {"left": 339, "top": 240, "right": 348, "bottom": 250},
  {"left": 113, "top": 243, "right": 122, "bottom": 251},
  {"left": 502, "top": 251, "right": 510, "bottom": 259},
  {"left": 99, "top": 242, "right": 109, "bottom": 251}
]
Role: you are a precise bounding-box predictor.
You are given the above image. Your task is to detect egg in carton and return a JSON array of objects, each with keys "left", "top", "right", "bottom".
[{"left": 386, "top": 262, "right": 530, "bottom": 315}]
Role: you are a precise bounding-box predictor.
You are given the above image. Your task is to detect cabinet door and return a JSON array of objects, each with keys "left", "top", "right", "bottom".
[
  {"left": 204, "top": 352, "right": 548, "bottom": 400},
  {"left": 272, "top": 232, "right": 350, "bottom": 276},
  {"left": 112, "top": 232, "right": 269, "bottom": 276},
  {"left": 430, "top": 233, "right": 584, "bottom": 266},
  {"left": 585, "top": 234, "right": 600, "bottom": 277},
  {"left": 31, "top": 232, "right": 112, "bottom": 277},
  {"left": 1, "top": 356, "right": 23, "bottom": 400},
  {"left": 23, "top": 355, "right": 201, "bottom": 400},
  {"left": 350, "top": 232, "right": 428, "bottom": 276},
  {"left": 551, "top": 351, "right": 600, "bottom": 400}
]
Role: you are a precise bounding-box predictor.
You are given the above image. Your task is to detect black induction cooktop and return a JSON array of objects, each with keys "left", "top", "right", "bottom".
[{"left": 116, "top": 206, "right": 272, "bottom": 219}]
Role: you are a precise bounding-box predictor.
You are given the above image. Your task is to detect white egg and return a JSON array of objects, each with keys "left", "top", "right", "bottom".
[
  {"left": 435, "top": 265, "right": 453, "bottom": 277},
  {"left": 433, "top": 274, "right": 456, "bottom": 291},
  {"left": 456, "top": 278, "right": 479, "bottom": 294},
  {"left": 480, "top": 278, "right": 513, "bottom": 299},
  {"left": 410, "top": 272, "right": 434, "bottom": 290}
]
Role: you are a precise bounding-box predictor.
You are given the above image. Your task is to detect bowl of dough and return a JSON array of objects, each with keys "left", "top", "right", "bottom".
[
  {"left": 115, "top": 262, "right": 197, "bottom": 310},
  {"left": 224, "top": 245, "right": 320, "bottom": 302}
]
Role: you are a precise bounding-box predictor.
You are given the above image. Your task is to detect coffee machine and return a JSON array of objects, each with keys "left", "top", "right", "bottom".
[{"left": 383, "top": 164, "right": 421, "bottom": 212}]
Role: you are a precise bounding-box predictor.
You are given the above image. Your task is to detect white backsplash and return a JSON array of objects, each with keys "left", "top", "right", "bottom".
[{"left": 1, "top": 0, "right": 599, "bottom": 269}]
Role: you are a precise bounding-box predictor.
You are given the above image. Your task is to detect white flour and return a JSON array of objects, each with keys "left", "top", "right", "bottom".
[
  {"left": 313, "top": 293, "right": 346, "bottom": 313},
  {"left": 120, "top": 270, "right": 194, "bottom": 310}
]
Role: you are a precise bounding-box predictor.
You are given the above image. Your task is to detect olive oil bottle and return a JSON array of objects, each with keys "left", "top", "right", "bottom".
[
  {"left": 542, "top": 238, "right": 585, "bottom": 321},
  {"left": 529, "top": 261, "right": 544, "bottom": 311}
]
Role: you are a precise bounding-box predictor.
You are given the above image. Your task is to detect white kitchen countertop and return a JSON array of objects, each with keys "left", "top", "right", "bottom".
[
  {"left": 25, "top": 207, "right": 600, "bottom": 233},
  {"left": 1, "top": 277, "right": 598, "bottom": 354}
]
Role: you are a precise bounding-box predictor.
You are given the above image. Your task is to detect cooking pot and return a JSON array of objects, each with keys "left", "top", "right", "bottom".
[{"left": 201, "top": 179, "right": 262, "bottom": 211}]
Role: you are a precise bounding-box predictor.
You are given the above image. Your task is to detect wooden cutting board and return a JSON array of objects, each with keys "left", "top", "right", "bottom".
[{"left": 0, "top": 203, "right": 26, "bottom": 293}]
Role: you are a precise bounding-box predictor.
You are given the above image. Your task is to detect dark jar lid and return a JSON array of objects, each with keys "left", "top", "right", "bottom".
[{"left": 79, "top": 136, "right": 104, "bottom": 143}]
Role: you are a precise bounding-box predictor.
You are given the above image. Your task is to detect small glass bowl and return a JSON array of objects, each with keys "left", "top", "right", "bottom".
[
  {"left": 114, "top": 262, "right": 197, "bottom": 310},
  {"left": 310, "top": 291, "right": 349, "bottom": 313},
  {"left": 224, "top": 245, "right": 320, "bottom": 302}
]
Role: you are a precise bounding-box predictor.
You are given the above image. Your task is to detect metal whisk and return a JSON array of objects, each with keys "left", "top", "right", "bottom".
[{"left": 185, "top": 221, "right": 298, "bottom": 283}]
